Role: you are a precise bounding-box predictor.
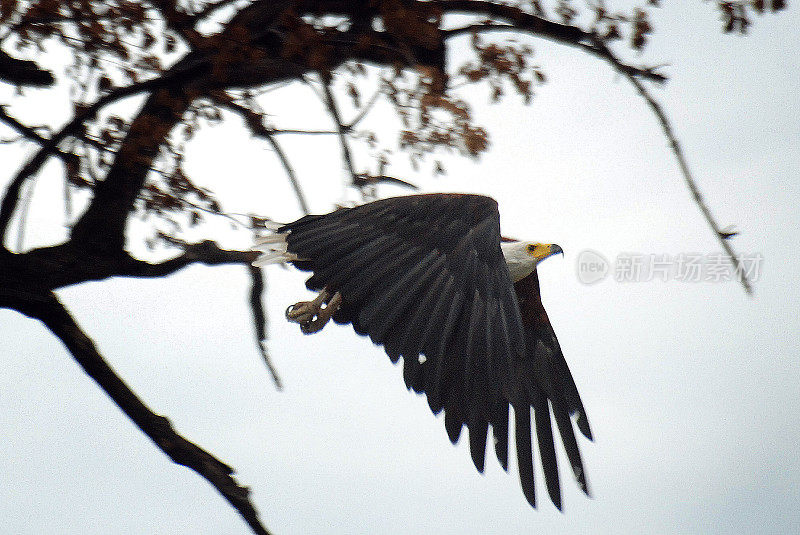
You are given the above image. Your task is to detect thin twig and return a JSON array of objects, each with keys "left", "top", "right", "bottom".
[
  {"left": 249, "top": 265, "right": 283, "bottom": 389},
  {"left": 589, "top": 37, "right": 753, "bottom": 294},
  {"left": 175, "top": 196, "right": 253, "bottom": 228},
  {"left": 263, "top": 133, "right": 311, "bottom": 215},
  {"left": 268, "top": 128, "right": 338, "bottom": 135},
  {"left": 320, "top": 78, "right": 359, "bottom": 187},
  {"left": 213, "top": 94, "right": 311, "bottom": 215},
  {"left": 0, "top": 108, "right": 250, "bottom": 235},
  {"left": 346, "top": 87, "right": 382, "bottom": 129}
]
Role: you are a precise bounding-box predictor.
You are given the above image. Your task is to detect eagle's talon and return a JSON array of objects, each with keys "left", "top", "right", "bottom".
[
  {"left": 286, "top": 302, "right": 316, "bottom": 324},
  {"left": 287, "top": 289, "right": 342, "bottom": 334}
]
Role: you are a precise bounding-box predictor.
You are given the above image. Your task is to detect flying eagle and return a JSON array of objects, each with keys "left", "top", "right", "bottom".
[{"left": 253, "top": 193, "right": 592, "bottom": 509}]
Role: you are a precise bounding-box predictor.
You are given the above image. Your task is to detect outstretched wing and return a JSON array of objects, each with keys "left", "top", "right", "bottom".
[{"left": 279, "top": 193, "right": 589, "bottom": 508}]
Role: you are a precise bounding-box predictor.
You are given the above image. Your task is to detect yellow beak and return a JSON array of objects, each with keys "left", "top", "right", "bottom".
[{"left": 532, "top": 243, "right": 564, "bottom": 263}]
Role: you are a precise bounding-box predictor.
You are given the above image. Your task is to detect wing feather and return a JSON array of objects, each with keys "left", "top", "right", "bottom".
[
  {"left": 309, "top": 235, "right": 395, "bottom": 289},
  {"left": 514, "top": 269, "right": 593, "bottom": 505},
  {"left": 469, "top": 417, "right": 489, "bottom": 473},
  {"left": 532, "top": 389, "right": 561, "bottom": 509},
  {"left": 385, "top": 269, "right": 451, "bottom": 363},
  {"left": 360, "top": 250, "right": 441, "bottom": 343},
  {"left": 491, "top": 399, "right": 509, "bottom": 471},
  {"left": 421, "top": 283, "right": 464, "bottom": 409},
  {"left": 514, "top": 403, "right": 536, "bottom": 507}
]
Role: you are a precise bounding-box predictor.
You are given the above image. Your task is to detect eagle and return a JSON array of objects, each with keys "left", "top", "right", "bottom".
[{"left": 252, "top": 193, "right": 592, "bottom": 509}]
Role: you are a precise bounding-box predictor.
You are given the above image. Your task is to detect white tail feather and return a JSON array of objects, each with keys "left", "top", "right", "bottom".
[
  {"left": 252, "top": 240, "right": 288, "bottom": 253},
  {"left": 261, "top": 220, "right": 284, "bottom": 232},
  {"left": 252, "top": 231, "right": 297, "bottom": 267},
  {"left": 253, "top": 252, "right": 288, "bottom": 267},
  {"left": 254, "top": 234, "right": 288, "bottom": 246}
]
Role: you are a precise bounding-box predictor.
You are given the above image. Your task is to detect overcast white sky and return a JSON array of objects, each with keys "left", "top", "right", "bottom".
[{"left": 2, "top": 3, "right": 799, "bottom": 535}]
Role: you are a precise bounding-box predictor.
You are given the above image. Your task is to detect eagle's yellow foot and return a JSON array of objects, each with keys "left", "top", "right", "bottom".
[{"left": 286, "top": 288, "right": 343, "bottom": 334}]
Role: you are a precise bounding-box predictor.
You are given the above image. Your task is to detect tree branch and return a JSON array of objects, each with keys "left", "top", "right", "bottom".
[
  {"left": 345, "top": 87, "right": 382, "bottom": 130},
  {"left": 0, "top": 105, "right": 53, "bottom": 145},
  {"left": 2, "top": 240, "right": 256, "bottom": 291},
  {"left": 0, "top": 288, "right": 272, "bottom": 535},
  {"left": 263, "top": 131, "right": 311, "bottom": 215},
  {"left": 248, "top": 265, "right": 283, "bottom": 389},
  {"left": 0, "top": 49, "right": 54, "bottom": 87},
  {"left": 212, "top": 94, "right": 311, "bottom": 215},
  {"left": 117, "top": 241, "right": 257, "bottom": 279},
  {"left": 437, "top": 1, "right": 586, "bottom": 43},
  {"left": 127, "top": 243, "right": 284, "bottom": 388},
  {"left": 321, "top": 78, "right": 358, "bottom": 187},
  {"left": 589, "top": 37, "right": 753, "bottom": 294}
]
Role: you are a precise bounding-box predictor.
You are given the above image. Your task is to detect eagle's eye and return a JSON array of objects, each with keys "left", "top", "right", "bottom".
[{"left": 527, "top": 244, "right": 538, "bottom": 253}]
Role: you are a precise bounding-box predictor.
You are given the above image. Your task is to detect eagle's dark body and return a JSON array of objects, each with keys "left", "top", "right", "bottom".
[{"left": 274, "top": 193, "right": 591, "bottom": 509}]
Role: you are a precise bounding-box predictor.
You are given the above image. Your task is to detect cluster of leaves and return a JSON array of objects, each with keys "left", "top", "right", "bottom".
[
  {"left": 62, "top": 101, "right": 226, "bottom": 247},
  {"left": 387, "top": 66, "right": 488, "bottom": 165},
  {"left": 379, "top": 0, "right": 443, "bottom": 52},
  {"left": 591, "top": 5, "right": 654, "bottom": 50},
  {"left": 8, "top": 0, "right": 175, "bottom": 81},
  {"left": 1, "top": 0, "right": 199, "bottom": 242},
  {"left": 717, "top": 1, "right": 786, "bottom": 33},
  {"left": 459, "top": 32, "right": 546, "bottom": 104}
]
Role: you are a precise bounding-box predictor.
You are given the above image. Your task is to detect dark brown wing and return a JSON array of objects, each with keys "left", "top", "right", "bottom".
[
  {"left": 514, "top": 270, "right": 593, "bottom": 508},
  {"left": 280, "top": 193, "right": 589, "bottom": 509}
]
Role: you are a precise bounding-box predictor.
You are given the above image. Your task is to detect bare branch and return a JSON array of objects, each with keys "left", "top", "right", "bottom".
[
  {"left": 249, "top": 265, "right": 283, "bottom": 389},
  {"left": 6, "top": 241, "right": 255, "bottom": 291},
  {"left": 589, "top": 37, "right": 753, "bottom": 294},
  {"left": 0, "top": 288, "right": 272, "bottom": 535},
  {"left": 321, "top": 78, "right": 358, "bottom": 187},
  {"left": 269, "top": 128, "right": 338, "bottom": 135},
  {"left": 263, "top": 132, "right": 311, "bottom": 215},
  {"left": 346, "top": 87, "right": 382, "bottom": 130},
  {"left": 212, "top": 94, "right": 311, "bottom": 215},
  {"left": 353, "top": 173, "right": 418, "bottom": 191},
  {"left": 118, "top": 241, "right": 257, "bottom": 279},
  {"left": 0, "top": 105, "right": 54, "bottom": 145},
  {"left": 124, "top": 241, "right": 284, "bottom": 389}
]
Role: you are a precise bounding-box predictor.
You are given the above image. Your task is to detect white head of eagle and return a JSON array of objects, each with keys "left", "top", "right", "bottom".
[
  {"left": 252, "top": 193, "right": 591, "bottom": 511},
  {"left": 501, "top": 241, "right": 564, "bottom": 282}
]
